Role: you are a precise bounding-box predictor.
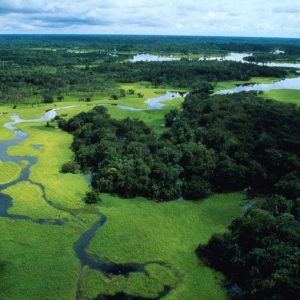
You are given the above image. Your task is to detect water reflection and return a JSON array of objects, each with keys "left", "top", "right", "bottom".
[{"left": 215, "top": 77, "right": 300, "bottom": 94}]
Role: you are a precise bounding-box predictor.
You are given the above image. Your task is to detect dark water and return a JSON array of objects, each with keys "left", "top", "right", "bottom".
[{"left": 74, "top": 214, "right": 144, "bottom": 276}]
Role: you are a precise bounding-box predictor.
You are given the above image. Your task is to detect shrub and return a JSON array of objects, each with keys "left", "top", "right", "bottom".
[
  {"left": 57, "top": 95, "right": 64, "bottom": 102},
  {"left": 183, "top": 177, "right": 212, "bottom": 200},
  {"left": 84, "top": 191, "right": 100, "bottom": 204},
  {"left": 119, "top": 89, "right": 126, "bottom": 97},
  {"left": 61, "top": 161, "right": 80, "bottom": 174},
  {"left": 43, "top": 94, "right": 54, "bottom": 103},
  {"left": 111, "top": 93, "right": 118, "bottom": 100}
]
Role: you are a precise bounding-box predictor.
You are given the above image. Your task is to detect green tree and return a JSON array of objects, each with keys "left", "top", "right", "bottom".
[
  {"left": 43, "top": 93, "right": 54, "bottom": 103},
  {"left": 84, "top": 191, "right": 100, "bottom": 204}
]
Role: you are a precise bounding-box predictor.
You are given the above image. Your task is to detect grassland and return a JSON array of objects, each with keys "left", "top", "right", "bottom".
[
  {"left": 3, "top": 181, "right": 70, "bottom": 219},
  {"left": 0, "top": 85, "right": 244, "bottom": 300},
  {"left": 7, "top": 123, "right": 89, "bottom": 210},
  {"left": 0, "top": 218, "right": 82, "bottom": 300},
  {"left": 0, "top": 161, "right": 23, "bottom": 185},
  {"left": 81, "top": 193, "right": 245, "bottom": 300},
  {"left": 262, "top": 90, "right": 300, "bottom": 106}
]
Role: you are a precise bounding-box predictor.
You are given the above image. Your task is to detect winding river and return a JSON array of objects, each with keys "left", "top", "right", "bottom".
[
  {"left": 117, "top": 91, "right": 183, "bottom": 111},
  {"left": 0, "top": 95, "right": 182, "bottom": 299},
  {"left": 0, "top": 126, "right": 65, "bottom": 225}
]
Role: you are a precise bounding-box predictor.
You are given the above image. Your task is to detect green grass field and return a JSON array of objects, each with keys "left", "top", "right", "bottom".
[
  {"left": 81, "top": 193, "right": 245, "bottom": 300},
  {"left": 3, "top": 181, "right": 70, "bottom": 219},
  {"left": 262, "top": 90, "right": 300, "bottom": 106},
  {"left": 0, "top": 219, "right": 82, "bottom": 300},
  {"left": 0, "top": 84, "right": 245, "bottom": 299},
  {"left": 0, "top": 114, "right": 15, "bottom": 141},
  {"left": 7, "top": 123, "right": 89, "bottom": 210},
  {"left": 0, "top": 161, "right": 23, "bottom": 185}
]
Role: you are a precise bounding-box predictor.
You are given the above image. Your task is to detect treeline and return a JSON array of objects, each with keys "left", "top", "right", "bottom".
[
  {"left": 1, "top": 35, "right": 300, "bottom": 54},
  {"left": 0, "top": 48, "right": 120, "bottom": 67},
  {"left": 95, "top": 60, "right": 285, "bottom": 87},
  {"left": 245, "top": 51, "right": 300, "bottom": 63}
]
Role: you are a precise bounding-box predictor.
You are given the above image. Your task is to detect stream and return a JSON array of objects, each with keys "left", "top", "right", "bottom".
[
  {"left": 0, "top": 97, "right": 181, "bottom": 299},
  {"left": 117, "top": 91, "right": 183, "bottom": 111},
  {"left": 0, "top": 127, "right": 65, "bottom": 225}
]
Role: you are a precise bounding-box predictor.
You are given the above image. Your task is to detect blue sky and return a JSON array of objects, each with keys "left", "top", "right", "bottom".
[{"left": 0, "top": 0, "right": 299, "bottom": 37}]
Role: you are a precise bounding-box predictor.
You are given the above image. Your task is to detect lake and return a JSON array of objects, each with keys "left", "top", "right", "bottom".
[{"left": 131, "top": 52, "right": 300, "bottom": 69}]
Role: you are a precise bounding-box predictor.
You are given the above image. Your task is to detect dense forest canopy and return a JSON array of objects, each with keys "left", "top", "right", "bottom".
[
  {"left": 95, "top": 60, "right": 285, "bottom": 87},
  {"left": 59, "top": 90, "right": 300, "bottom": 201},
  {"left": 0, "top": 59, "right": 285, "bottom": 103}
]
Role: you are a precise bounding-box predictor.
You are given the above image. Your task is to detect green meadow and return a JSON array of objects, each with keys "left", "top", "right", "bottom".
[
  {"left": 0, "top": 161, "right": 23, "bottom": 185},
  {"left": 0, "top": 115, "right": 14, "bottom": 141},
  {"left": 262, "top": 89, "right": 300, "bottom": 106},
  {"left": 82, "top": 193, "right": 245, "bottom": 300}
]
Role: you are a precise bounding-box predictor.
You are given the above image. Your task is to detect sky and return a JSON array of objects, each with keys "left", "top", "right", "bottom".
[{"left": 0, "top": 0, "right": 299, "bottom": 37}]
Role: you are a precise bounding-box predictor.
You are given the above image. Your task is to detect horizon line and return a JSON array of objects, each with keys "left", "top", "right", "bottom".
[{"left": 0, "top": 33, "right": 299, "bottom": 40}]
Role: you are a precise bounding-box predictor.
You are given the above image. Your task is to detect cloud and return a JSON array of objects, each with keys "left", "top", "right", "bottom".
[{"left": 0, "top": 0, "right": 299, "bottom": 37}]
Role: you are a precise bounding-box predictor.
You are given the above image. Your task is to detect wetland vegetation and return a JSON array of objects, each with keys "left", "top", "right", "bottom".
[{"left": 0, "top": 35, "right": 300, "bottom": 300}]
